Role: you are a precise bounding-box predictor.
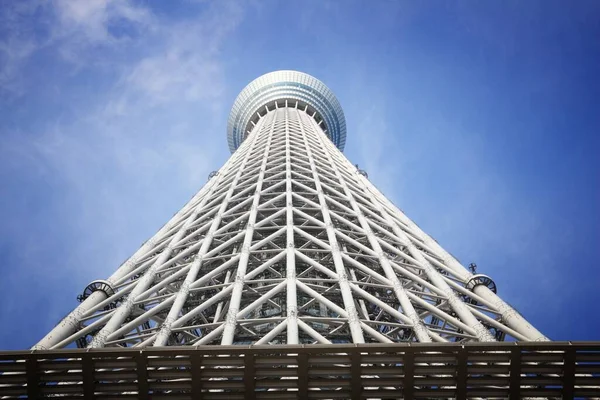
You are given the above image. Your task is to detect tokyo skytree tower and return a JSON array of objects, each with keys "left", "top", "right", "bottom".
[{"left": 34, "top": 70, "right": 547, "bottom": 350}]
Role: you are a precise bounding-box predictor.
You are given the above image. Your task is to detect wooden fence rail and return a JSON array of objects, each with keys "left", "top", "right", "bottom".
[{"left": 1, "top": 341, "right": 599, "bottom": 399}]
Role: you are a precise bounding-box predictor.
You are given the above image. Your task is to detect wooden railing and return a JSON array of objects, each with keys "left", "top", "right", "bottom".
[{"left": 1, "top": 341, "right": 599, "bottom": 399}]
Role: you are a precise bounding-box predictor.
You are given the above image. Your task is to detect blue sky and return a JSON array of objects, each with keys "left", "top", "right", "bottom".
[{"left": 0, "top": 1, "right": 598, "bottom": 349}]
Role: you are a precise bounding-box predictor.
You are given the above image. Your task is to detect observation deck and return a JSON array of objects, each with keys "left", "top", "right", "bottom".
[{"left": 227, "top": 70, "right": 347, "bottom": 153}]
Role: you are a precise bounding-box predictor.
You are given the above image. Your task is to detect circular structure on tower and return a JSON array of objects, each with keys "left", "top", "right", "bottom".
[{"left": 227, "top": 70, "right": 346, "bottom": 153}]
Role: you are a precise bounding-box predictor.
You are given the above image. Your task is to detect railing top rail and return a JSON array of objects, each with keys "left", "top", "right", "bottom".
[{"left": 2, "top": 341, "right": 599, "bottom": 359}]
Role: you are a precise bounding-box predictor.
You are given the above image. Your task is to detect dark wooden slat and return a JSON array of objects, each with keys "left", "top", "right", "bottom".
[
  {"left": 26, "top": 356, "right": 39, "bottom": 400},
  {"left": 244, "top": 352, "right": 256, "bottom": 400},
  {"left": 135, "top": 352, "right": 149, "bottom": 400},
  {"left": 7, "top": 342, "right": 600, "bottom": 399},
  {"left": 191, "top": 352, "right": 203, "bottom": 399},
  {"left": 509, "top": 347, "right": 522, "bottom": 399},
  {"left": 456, "top": 347, "right": 467, "bottom": 399},
  {"left": 82, "top": 353, "right": 95, "bottom": 399},
  {"left": 563, "top": 347, "right": 576, "bottom": 399},
  {"left": 298, "top": 352, "right": 309, "bottom": 400},
  {"left": 351, "top": 349, "right": 362, "bottom": 399},
  {"left": 403, "top": 351, "right": 414, "bottom": 400}
]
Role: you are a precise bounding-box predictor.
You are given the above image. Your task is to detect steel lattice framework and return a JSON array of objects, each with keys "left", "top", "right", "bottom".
[{"left": 34, "top": 71, "right": 546, "bottom": 351}]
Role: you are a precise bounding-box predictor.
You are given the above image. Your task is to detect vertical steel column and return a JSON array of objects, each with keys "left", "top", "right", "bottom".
[
  {"left": 152, "top": 116, "right": 271, "bottom": 346},
  {"left": 284, "top": 105, "right": 299, "bottom": 344},
  {"left": 89, "top": 115, "right": 265, "bottom": 348},
  {"left": 35, "top": 71, "right": 548, "bottom": 349},
  {"left": 317, "top": 130, "right": 496, "bottom": 342},
  {"left": 33, "top": 122, "right": 257, "bottom": 350},
  {"left": 364, "top": 180, "right": 547, "bottom": 341},
  {"left": 296, "top": 108, "right": 365, "bottom": 343},
  {"left": 307, "top": 114, "right": 432, "bottom": 343},
  {"left": 221, "top": 110, "right": 276, "bottom": 345},
  {"left": 32, "top": 172, "right": 218, "bottom": 350}
]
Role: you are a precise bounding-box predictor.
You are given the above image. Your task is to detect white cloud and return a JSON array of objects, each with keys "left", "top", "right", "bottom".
[
  {"left": 51, "top": 0, "right": 155, "bottom": 67},
  {"left": 0, "top": 0, "right": 245, "bottom": 334},
  {"left": 117, "top": 1, "right": 242, "bottom": 107},
  {"left": 0, "top": 38, "right": 36, "bottom": 95},
  {"left": 119, "top": 37, "right": 224, "bottom": 106},
  {"left": 0, "top": 1, "right": 45, "bottom": 95},
  {"left": 20, "top": 0, "right": 244, "bottom": 201},
  {"left": 0, "top": 0, "right": 153, "bottom": 94},
  {"left": 53, "top": 0, "right": 152, "bottom": 41}
]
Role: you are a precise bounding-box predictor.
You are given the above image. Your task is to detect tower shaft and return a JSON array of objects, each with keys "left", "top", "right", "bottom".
[{"left": 35, "top": 100, "right": 545, "bottom": 350}]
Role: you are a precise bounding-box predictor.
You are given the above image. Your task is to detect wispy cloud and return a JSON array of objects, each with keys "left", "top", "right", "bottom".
[
  {"left": 53, "top": 0, "right": 151, "bottom": 40},
  {"left": 54, "top": 0, "right": 150, "bottom": 31},
  {"left": 112, "top": 1, "right": 242, "bottom": 110},
  {"left": 52, "top": 0, "right": 153, "bottom": 64},
  {"left": 0, "top": 0, "right": 152, "bottom": 95},
  {"left": 7, "top": 0, "right": 244, "bottom": 248},
  {"left": 0, "top": 1, "right": 45, "bottom": 95},
  {"left": 0, "top": 0, "right": 245, "bottom": 345}
]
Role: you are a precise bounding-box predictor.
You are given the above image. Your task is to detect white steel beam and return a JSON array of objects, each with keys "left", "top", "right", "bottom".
[
  {"left": 35, "top": 71, "right": 546, "bottom": 349},
  {"left": 220, "top": 110, "right": 276, "bottom": 345},
  {"left": 296, "top": 108, "right": 365, "bottom": 343}
]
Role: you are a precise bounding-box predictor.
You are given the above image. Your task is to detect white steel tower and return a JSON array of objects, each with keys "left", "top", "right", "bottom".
[{"left": 34, "top": 70, "right": 547, "bottom": 350}]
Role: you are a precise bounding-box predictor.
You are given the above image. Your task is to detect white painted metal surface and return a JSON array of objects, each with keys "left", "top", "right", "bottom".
[{"left": 34, "top": 71, "right": 545, "bottom": 349}]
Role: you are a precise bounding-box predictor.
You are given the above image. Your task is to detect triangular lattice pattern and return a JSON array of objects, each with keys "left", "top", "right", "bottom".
[{"left": 35, "top": 103, "right": 546, "bottom": 350}]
